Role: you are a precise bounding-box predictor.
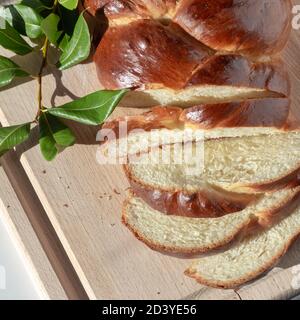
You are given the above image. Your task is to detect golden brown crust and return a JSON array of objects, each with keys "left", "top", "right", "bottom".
[
  {"left": 83, "top": 0, "right": 108, "bottom": 16},
  {"left": 187, "top": 55, "right": 290, "bottom": 97},
  {"left": 94, "top": 20, "right": 212, "bottom": 90},
  {"left": 94, "top": 18, "right": 290, "bottom": 92},
  {"left": 180, "top": 99, "right": 291, "bottom": 129},
  {"left": 125, "top": 165, "right": 258, "bottom": 218},
  {"left": 101, "top": 99, "right": 292, "bottom": 143},
  {"left": 174, "top": 0, "right": 292, "bottom": 56},
  {"left": 84, "top": 0, "right": 177, "bottom": 18},
  {"left": 87, "top": 0, "right": 291, "bottom": 56},
  {"left": 90, "top": 0, "right": 292, "bottom": 91},
  {"left": 101, "top": 106, "right": 183, "bottom": 140}
]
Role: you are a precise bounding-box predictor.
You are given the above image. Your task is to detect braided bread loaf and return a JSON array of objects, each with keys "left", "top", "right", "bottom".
[
  {"left": 90, "top": 0, "right": 298, "bottom": 158},
  {"left": 87, "top": 0, "right": 292, "bottom": 105},
  {"left": 86, "top": 0, "right": 300, "bottom": 289}
]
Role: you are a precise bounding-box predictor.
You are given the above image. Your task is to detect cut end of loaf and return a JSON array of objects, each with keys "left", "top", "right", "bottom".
[
  {"left": 99, "top": 127, "right": 290, "bottom": 161},
  {"left": 183, "top": 265, "right": 257, "bottom": 289},
  {"left": 125, "top": 132, "right": 300, "bottom": 195},
  {"left": 184, "top": 244, "right": 288, "bottom": 289},
  {"left": 122, "top": 188, "right": 300, "bottom": 255},
  {"left": 119, "top": 85, "right": 282, "bottom": 108},
  {"left": 184, "top": 189, "right": 300, "bottom": 289},
  {"left": 100, "top": 98, "right": 294, "bottom": 160}
]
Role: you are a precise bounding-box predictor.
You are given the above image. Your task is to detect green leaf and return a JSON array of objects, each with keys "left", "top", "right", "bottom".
[
  {"left": 39, "top": 114, "right": 57, "bottom": 161},
  {"left": 20, "top": 0, "right": 53, "bottom": 13},
  {"left": 58, "top": 13, "right": 90, "bottom": 70},
  {"left": 0, "top": 123, "right": 31, "bottom": 156},
  {"left": 39, "top": 113, "right": 75, "bottom": 161},
  {"left": 58, "top": 0, "right": 78, "bottom": 11},
  {"left": 0, "top": 21, "right": 32, "bottom": 55},
  {"left": 41, "top": 13, "right": 62, "bottom": 45},
  {"left": 40, "top": 0, "right": 55, "bottom": 6},
  {"left": 47, "top": 90, "right": 127, "bottom": 125},
  {"left": 59, "top": 5, "right": 78, "bottom": 37},
  {"left": 58, "top": 33, "right": 69, "bottom": 51},
  {"left": 1, "top": 7, "right": 26, "bottom": 36},
  {"left": 0, "top": 55, "right": 29, "bottom": 88},
  {"left": 6, "top": 4, "right": 43, "bottom": 39}
]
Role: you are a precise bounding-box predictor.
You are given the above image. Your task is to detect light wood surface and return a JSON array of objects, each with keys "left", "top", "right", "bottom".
[
  {"left": 0, "top": 149, "right": 89, "bottom": 300},
  {"left": 0, "top": 165, "right": 67, "bottom": 299},
  {"left": 0, "top": 2, "right": 300, "bottom": 299}
]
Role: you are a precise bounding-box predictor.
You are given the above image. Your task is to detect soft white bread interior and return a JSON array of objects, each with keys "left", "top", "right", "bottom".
[
  {"left": 122, "top": 187, "right": 300, "bottom": 254},
  {"left": 100, "top": 98, "right": 299, "bottom": 159},
  {"left": 126, "top": 132, "right": 300, "bottom": 194},
  {"left": 100, "top": 127, "right": 291, "bottom": 160},
  {"left": 186, "top": 193, "right": 300, "bottom": 288},
  {"left": 119, "top": 85, "right": 280, "bottom": 108}
]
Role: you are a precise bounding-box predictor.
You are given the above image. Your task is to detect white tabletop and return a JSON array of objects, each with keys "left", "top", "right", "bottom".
[{"left": 0, "top": 211, "right": 42, "bottom": 300}]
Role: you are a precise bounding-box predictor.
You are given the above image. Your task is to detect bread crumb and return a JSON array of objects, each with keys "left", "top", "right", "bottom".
[
  {"left": 113, "top": 188, "right": 121, "bottom": 195},
  {"left": 98, "top": 193, "right": 112, "bottom": 200}
]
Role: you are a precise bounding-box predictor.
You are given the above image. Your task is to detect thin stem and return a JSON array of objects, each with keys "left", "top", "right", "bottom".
[
  {"left": 35, "top": 38, "right": 49, "bottom": 121},
  {"left": 35, "top": 0, "right": 59, "bottom": 123}
]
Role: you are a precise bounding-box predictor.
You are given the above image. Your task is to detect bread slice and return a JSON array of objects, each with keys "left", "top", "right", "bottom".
[
  {"left": 119, "top": 85, "right": 280, "bottom": 109},
  {"left": 99, "top": 99, "right": 298, "bottom": 159},
  {"left": 125, "top": 132, "right": 300, "bottom": 197},
  {"left": 122, "top": 187, "right": 300, "bottom": 254},
  {"left": 118, "top": 53, "right": 289, "bottom": 108},
  {"left": 185, "top": 191, "right": 300, "bottom": 288}
]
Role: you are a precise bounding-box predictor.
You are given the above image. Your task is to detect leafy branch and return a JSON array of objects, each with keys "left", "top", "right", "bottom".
[{"left": 0, "top": 0, "right": 127, "bottom": 160}]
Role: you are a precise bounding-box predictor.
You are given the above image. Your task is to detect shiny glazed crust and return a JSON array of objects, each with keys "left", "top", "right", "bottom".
[
  {"left": 174, "top": 0, "right": 292, "bottom": 56},
  {"left": 127, "top": 173, "right": 258, "bottom": 218},
  {"left": 87, "top": 0, "right": 292, "bottom": 91},
  {"left": 94, "top": 21, "right": 290, "bottom": 92},
  {"left": 86, "top": 0, "right": 291, "bottom": 55},
  {"left": 101, "top": 98, "right": 293, "bottom": 140}
]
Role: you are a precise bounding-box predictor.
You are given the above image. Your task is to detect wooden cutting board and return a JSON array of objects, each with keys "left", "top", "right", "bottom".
[
  {"left": 0, "top": 166, "right": 67, "bottom": 299},
  {"left": 1, "top": 2, "right": 300, "bottom": 299}
]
